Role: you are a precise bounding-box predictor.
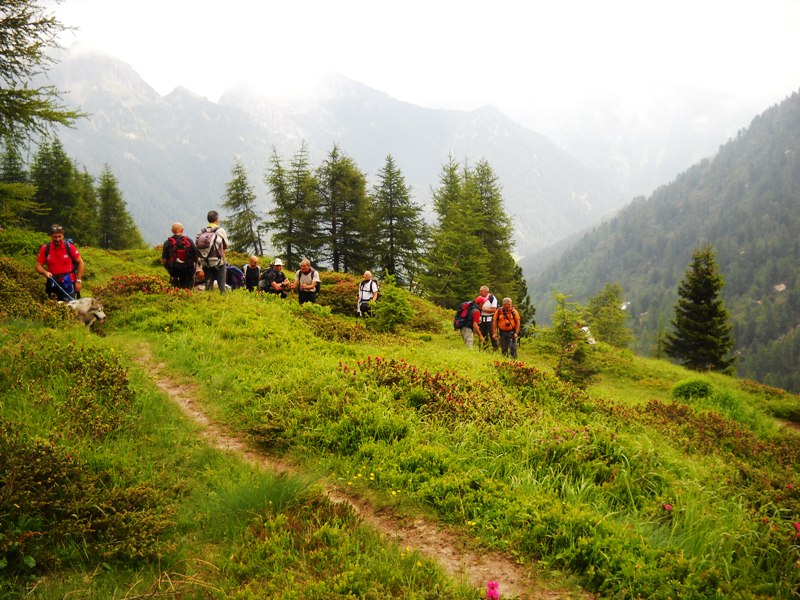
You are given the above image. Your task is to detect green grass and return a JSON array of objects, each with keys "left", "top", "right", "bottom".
[{"left": 2, "top": 239, "right": 800, "bottom": 599}]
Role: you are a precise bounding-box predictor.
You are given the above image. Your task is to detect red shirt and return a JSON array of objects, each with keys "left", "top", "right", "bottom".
[{"left": 37, "top": 241, "right": 81, "bottom": 276}]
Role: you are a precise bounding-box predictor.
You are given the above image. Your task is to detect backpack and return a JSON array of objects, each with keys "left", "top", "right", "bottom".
[
  {"left": 165, "top": 235, "right": 192, "bottom": 272},
  {"left": 496, "top": 307, "right": 518, "bottom": 332},
  {"left": 196, "top": 227, "right": 222, "bottom": 267},
  {"left": 45, "top": 239, "right": 80, "bottom": 274},
  {"left": 453, "top": 301, "right": 476, "bottom": 330}
]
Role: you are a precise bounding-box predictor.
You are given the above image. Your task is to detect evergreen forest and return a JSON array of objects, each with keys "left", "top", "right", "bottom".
[{"left": 530, "top": 89, "right": 800, "bottom": 392}]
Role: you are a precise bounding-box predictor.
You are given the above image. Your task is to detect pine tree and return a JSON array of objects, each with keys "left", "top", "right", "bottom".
[
  {"left": 664, "top": 245, "right": 735, "bottom": 373},
  {"left": 73, "top": 169, "right": 99, "bottom": 246},
  {"left": 316, "top": 144, "right": 370, "bottom": 273},
  {"left": 222, "top": 160, "right": 264, "bottom": 255},
  {"left": 370, "top": 155, "right": 427, "bottom": 287},
  {"left": 96, "top": 165, "right": 145, "bottom": 250}
]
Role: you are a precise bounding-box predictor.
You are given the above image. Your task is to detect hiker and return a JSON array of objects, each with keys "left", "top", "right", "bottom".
[
  {"left": 356, "top": 270, "right": 379, "bottom": 317},
  {"left": 242, "top": 256, "right": 261, "bottom": 292},
  {"left": 36, "top": 223, "right": 85, "bottom": 302},
  {"left": 161, "top": 222, "right": 199, "bottom": 289},
  {"left": 295, "top": 258, "right": 321, "bottom": 304},
  {"left": 478, "top": 285, "right": 499, "bottom": 351},
  {"left": 457, "top": 296, "right": 486, "bottom": 349},
  {"left": 196, "top": 210, "right": 230, "bottom": 293},
  {"left": 492, "top": 297, "right": 521, "bottom": 358},
  {"left": 261, "top": 258, "right": 293, "bottom": 297}
]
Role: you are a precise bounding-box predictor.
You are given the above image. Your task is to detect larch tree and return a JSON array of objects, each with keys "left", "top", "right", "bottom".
[
  {"left": 265, "top": 144, "right": 320, "bottom": 269},
  {"left": 370, "top": 154, "right": 427, "bottom": 288},
  {"left": 0, "top": 0, "right": 82, "bottom": 141},
  {"left": 222, "top": 160, "right": 264, "bottom": 255},
  {"left": 664, "top": 244, "right": 736, "bottom": 373},
  {"left": 316, "top": 144, "right": 370, "bottom": 273},
  {"left": 586, "top": 282, "right": 632, "bottom": 348},
  {"left": 420, "top": 157, "right": 488, "bottom": 307}
]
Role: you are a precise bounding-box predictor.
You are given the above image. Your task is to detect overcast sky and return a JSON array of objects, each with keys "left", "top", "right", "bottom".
[{"left": 50, "top": 0, "right": 800, "bottom": 120}]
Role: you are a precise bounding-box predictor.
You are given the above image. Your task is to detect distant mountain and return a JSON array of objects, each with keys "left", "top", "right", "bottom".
[
  {"left": 528, "top": 89, "right": 800, "bottom": 392},
  {"left": 41, "top": 45, "right": 626, "bottom": 257}
]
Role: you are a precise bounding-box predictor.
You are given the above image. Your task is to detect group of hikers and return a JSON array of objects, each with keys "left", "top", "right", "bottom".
[
  {"left": 159, "top": 210, "right": 377, "bottom": 312},
  {"left": 455, "top": 285, "right": 521, "bottom": 358},
  {"left": 35, "top": 215, "right": 518, "bottom": 357}
]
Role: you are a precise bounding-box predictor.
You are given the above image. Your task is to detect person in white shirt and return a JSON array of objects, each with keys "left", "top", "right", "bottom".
[
  {"left": 295, "top": 258, "right": 321, "bottom": 304},
  {"left": 357, "top": 271, "right": 379, "bottom": 317}
]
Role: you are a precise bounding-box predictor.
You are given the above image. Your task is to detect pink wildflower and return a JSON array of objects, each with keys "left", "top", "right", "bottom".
[
  {"left": 486, "top": 580, "right": 500, "bottom": 600},
  {"left": 662, "top": 503, "right": 673, "bottom": 512},
  {"left": 793, "top": 522, "right": 800, "bottom": 537}
]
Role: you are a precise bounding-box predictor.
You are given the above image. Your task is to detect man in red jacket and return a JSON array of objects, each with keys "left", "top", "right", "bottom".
[{"left": 36, "top": 224, "right": 85, "bottom": 301}]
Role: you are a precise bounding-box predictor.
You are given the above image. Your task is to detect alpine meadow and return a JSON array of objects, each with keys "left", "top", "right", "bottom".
[{"left": 4, "top": 2, "right": 800, "bottom": 599}]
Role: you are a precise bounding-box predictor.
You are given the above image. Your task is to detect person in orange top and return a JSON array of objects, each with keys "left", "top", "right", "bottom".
[
  {"left": 492, "top": 297, "right": 521, "bottom": 358},
  {"left": 36, "top": 223, "right": 85, "bottom": 301}
]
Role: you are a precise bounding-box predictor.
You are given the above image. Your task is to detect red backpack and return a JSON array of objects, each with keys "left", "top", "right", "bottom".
[{"left": 165, "top": 235, "right": 191, "bottom": 271}]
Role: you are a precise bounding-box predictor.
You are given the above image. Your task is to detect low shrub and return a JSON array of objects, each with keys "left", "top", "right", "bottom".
[{"left": 672, "top": 377, "right": 714, "bottom": 400}]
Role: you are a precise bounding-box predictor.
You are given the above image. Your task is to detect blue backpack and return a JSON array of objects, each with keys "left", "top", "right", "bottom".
[{"left": 226, "top": 265, "right": 245, "bottom": 289}]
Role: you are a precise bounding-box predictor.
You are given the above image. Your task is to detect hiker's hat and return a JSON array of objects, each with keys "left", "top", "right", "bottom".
[
  {"left": 50, "top": 224, "right": 64, "bottom": 234},
  {"left": 475, "top": 296, "right": 487, "bottom": 304},
  {"left": 273, "top": 258, "right": 283, "bottom": 266}
]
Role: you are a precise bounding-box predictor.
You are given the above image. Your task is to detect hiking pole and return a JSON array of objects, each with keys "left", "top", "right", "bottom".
[{"left": 48, "top": 276, "right": 76, "bottom": 302}]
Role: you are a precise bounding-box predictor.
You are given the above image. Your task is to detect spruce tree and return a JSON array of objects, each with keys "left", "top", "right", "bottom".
[
  {"left": 222, "top": 160, "right": 264, "bottom": 255},
  {"left": 664, "top": 245, "right": 735, "bottom": 373},
  {"left": 370, "top": 155, "right": 427, "bottom": 287},
  {"left": 96, "top": 165, "right": 145, "bottom": 250},
  {"left": 29, "top": 138, "right": 80, "bottom": 234}
]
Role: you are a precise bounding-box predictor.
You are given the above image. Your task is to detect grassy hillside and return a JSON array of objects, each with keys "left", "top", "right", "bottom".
[{"left": 2, "top": 235, "right": 800, "bottom": 599}]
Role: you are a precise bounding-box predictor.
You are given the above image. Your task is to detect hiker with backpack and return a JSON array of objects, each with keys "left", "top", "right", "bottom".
[
  {"left": 36, "top": 223, "right": 85, "bottom": 302},
  {"left": 196, "top": 210, "right": 230, "bottom": 293},
  {"left": 356, "top": 271, "right": 379, "bottom": 317},
  {"left": 242, "top": 256, "right": 261, "bottom": 291},
  {"left": 261, "top": 258, "right": 293, "bottom": 297},
  {"left": 478, "top": 285, "right": 499, "bottom": 351},
  {"left": 454, "top": 295, "right": 487, "bottom": 349},
  {"left": 161, "top": 222, "right": 199, "bottom": 289},
  {"left": 295, "top": 258, "right": 321, "bottom": 304},
  {"left": 492, "top": 297, "right": 521, "bottom": 358}
]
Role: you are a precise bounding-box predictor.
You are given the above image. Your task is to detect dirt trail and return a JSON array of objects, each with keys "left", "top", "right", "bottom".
[{"left": 134, "top": 346, "right": 586, "bottom": 600}]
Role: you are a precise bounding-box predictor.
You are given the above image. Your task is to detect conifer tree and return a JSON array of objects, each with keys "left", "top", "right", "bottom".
[
  {"left": 265, "top": 144, "right": 320, "bottom": 269},
  {"left": 222, "top": 160, "right": 264, "bottom": 255},
  {"left": 0, "top": 0, "right": 82, "bottom": 140},
  {"left": 465, "top": 159, "right": 517, "bottom": 297},
  {"left": 29, "top": 138, "right": 81, "bottom": 235},
  {"left": 96, "top": 165, "right": 145, "bottom": 250},
  {"left": 586, "top": 282, "right": 632, "bottom": 348},
  {"left": 316, "top": 144, "right": 370, "bottom": 273},
  {"left": 73, "top": 169, "right": 99, "bottom": 246},
  {"left": 0, "top": 139, "right": 43, "bottom": 226},
  {"left": 511, "top": 264, "right": 536, "bottom": 335},
  {"left": 370, "top": 155, "right": 427, "bottom": 287},
  {"left": 664, "top": 245, "right": 735, "bottom": 373}
]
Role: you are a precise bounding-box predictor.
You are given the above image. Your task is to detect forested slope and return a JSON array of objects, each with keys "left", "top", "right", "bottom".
[{"left": 530, "top": 89, "right": 800, "bottom": 391}]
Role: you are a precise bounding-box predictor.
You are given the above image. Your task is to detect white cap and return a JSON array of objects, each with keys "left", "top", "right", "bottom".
[{"left": 273, "top": 258, "right": 283, "bottom": 266}]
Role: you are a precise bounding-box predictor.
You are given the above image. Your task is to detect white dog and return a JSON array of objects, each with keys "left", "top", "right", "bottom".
[{"left": 67, "top": 297, "right": 106, "bottom": 326}]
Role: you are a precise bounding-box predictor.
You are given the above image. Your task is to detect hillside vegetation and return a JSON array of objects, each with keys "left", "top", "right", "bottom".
[
  {"left": 2, "top": 235, "right": 800, "bottom": 599},
  {"left": 529, "top": 89, "right": 800, "bottom": 392}
]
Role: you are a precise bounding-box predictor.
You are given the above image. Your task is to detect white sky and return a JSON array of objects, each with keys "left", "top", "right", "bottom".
[{"left": 49, "top": 0, "right": 800, "bottom": 118}]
